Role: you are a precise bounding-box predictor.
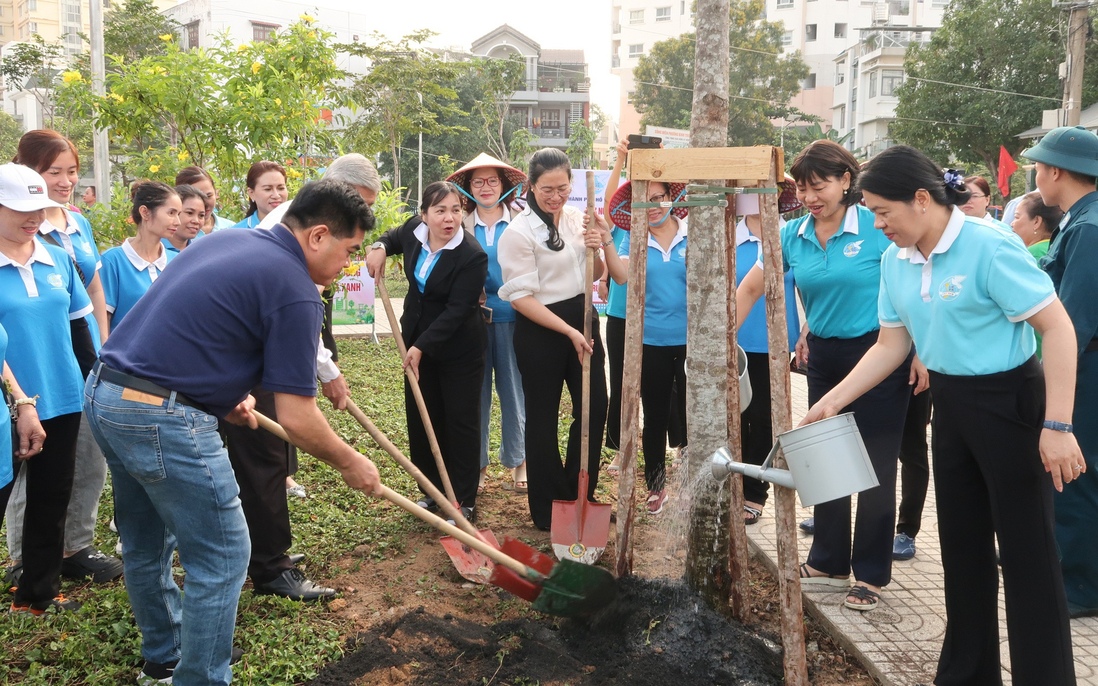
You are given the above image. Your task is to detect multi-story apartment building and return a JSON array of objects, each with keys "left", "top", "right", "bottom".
[
  {"left": 609, "top": 0, "right": 694, "bottom": 136},
  {"left": 471, "top": 24, "right": 591, "bottom": 152},
  {"left": 830, "top": 24, "right": 936, "bottom": 157},
  {"left": 768, "top": 0, "right": 948, "bottom": 128}
]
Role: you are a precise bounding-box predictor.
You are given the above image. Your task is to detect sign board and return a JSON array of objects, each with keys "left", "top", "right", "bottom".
[
  {"left": 332, "top": 261, "right": 376, "bottom": 326},
  {"left": 565, "top": 169, "right": 612, "bottom": 212},
  {"left": 645, "top": 125, "right": 691, "bottom": 149}
]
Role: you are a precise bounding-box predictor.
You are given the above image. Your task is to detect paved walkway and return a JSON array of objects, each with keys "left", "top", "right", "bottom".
[{"left": 336, "top": 308, "right": 1098, "bottom": 685}]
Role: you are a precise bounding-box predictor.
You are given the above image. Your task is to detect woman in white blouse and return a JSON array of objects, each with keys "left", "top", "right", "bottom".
[{"left": 497, "top": 148, "right": 608, "bottom": 531}]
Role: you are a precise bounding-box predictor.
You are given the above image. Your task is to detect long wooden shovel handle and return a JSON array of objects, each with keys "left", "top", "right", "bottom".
[
  {"left": 376, "top": 277, "right": 457, "bottom": 506},
  {"left": 579, "top": 171, "right": 596, "bottom": 484},
  {"left": 380, "top": 485, "right": 541, "bottom": 581},
  {"left": 344, "top": 399, "right": 484, "bottom": 542}
]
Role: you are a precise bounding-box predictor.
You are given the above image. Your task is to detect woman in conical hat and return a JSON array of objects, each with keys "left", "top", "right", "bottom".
[{"left": 447, "top": 154, "right": 530, "bottom": 495}]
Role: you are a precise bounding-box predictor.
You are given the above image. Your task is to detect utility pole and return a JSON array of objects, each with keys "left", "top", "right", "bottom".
[
  {"left": 1062, "top": 2, "right": 1090, "bottom": 127},
  {"left": 89, "top": 0, "right": 110, "bottom": 204}
]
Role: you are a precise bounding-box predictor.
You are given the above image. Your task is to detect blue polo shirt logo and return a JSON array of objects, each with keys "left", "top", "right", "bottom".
[
  {"left": 47, "top": 273, "right": 64, "bottom": 289},
  {"left": 843, "top": 240, "right": 864, "bottom": 257},
  {"left": 675, "top": 244, "right": 687, "bottom": 259},
  {"left": 938, "top": 275, "right": 966, "bottom": 301}
]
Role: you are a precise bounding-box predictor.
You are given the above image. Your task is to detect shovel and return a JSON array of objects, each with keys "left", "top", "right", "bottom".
[
  {"left": 252, "top": 410, "right": 616, "bottom": 616},
  {"left": 551, "top": 171, "right": 613, "bottom": 564},
  {"left": 343, "top": 399, "right": 502, "bottom": 585},
  {"left": 376, "top": 277, "right": 459, "bottom": 509}
]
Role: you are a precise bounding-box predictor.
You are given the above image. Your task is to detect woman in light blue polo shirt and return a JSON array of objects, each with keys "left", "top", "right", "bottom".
[
  {"left": 0, "top": 162, "right": 92, "bottom": 614},
  {"left": 599, "top": 180, "right": 688, "bottom": 515},
  {"left": 448, "top": 154, "right": 528, "bottom": 494},
  {"left": 232, "top": 161, "right": 288, "bottom": 229},
  {"left": 736, "top": 140, "right": 917, "bottom": 610},
  {"left": 100, "top": 182, "right": 181, "bottom": 327},
  {"left": 803, "top": 145, "right": 1081, "bottom": 685},
  {"left": 1, "top": 324, "right": 48, "bottom": 504},
  {"left": 162, "top": 184, "right": 208, "bottom": 254}
]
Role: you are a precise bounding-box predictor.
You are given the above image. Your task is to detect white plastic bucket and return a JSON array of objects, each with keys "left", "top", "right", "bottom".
[
  {"left": 773, "top": 412, "right": 879, "bottom": 507},
  {"left": 736, "top": 345, "right": 752, "bottom": 411}
]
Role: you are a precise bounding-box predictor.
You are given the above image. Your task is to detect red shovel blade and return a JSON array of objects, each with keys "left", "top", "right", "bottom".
[
  {"left": 551, "top": 497, "right": 613, "bottom": 565},
  {"left": 488, "top": 536, "right": 556, "bottom": 602},
  {"left": 439, "top": 529, "right": 500, "bottom": 585}
]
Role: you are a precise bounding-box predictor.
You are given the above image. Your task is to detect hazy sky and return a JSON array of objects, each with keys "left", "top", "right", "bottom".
[{"left": 335, "top": 0, "right": 619, "bottom": 117}]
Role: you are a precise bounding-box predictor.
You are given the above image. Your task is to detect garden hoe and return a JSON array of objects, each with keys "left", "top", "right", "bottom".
[
  {"left": 252, "top": 411, "right": 616, "bottom": 616},
  {"left": 343, "top": 399, "right": 502, "bottom": 585},
  {"left": 551, "top": 171, "right": 613, "bottom": 564}
]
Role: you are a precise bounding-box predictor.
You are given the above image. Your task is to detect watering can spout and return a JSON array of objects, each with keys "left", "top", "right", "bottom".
[{"left": 708, "top": 447, "right": 796, "bottom": 490}]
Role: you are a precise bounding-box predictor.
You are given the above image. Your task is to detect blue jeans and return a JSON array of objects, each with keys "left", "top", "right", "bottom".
[
  {"left": 84, "top": 371, "right": 249, "bottom": 686},
  {"left": 480, "top": 320, "right": 526, "bottom": 470}
]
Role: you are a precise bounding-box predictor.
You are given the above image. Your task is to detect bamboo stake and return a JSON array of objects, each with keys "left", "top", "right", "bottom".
[
  {"left": 723, "top": 185, "right": 749, "bottom": 622},
  {"left": 760, "top": 148, "right": 808, "bottom": 685},
  {"left": 614, "top": 178, "right": 650, "bottom": 578}
]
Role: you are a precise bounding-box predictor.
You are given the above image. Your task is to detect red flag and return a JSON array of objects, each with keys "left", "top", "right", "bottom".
[{"left": 998, "top": 146, "right": 1019, "bottom": 197}]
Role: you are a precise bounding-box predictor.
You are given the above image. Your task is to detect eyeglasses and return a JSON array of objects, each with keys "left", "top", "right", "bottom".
[
  {"left": 648, "top": 194, "right": 670, "bottom": 203},
  {"left": 470, "top": 177, "right": 501, "bottom": 189},
  {"left": 968, "top": 193, "right": 987, "bottom": 199},
  {"left": 535, "top": 184, "right": 571, "bottom": 198}
]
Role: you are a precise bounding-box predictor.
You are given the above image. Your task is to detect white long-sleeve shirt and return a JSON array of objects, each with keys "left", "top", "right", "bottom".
[{"left": 497, "top": 205, "right": 588, "bottom": 305}]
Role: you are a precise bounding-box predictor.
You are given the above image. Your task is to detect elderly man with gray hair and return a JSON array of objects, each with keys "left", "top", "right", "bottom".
[{"left": 220, "top": 154, "right": 381, "bottom": 601}]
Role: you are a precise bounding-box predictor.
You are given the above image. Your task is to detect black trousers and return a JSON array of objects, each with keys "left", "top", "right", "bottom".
[
  {"left": 805, "top": 331, "right": 910, "bottom": 588},
  {"left": 896, "top": 387, "right": 932, "bottom": 538},
  {"left": 13, "top": 412, "right": 80, "bottom": 605},
  {"left": 405, "top": 351, "right": 484, "bottom": 509},
  {"left": 605, "top": 315, "right": 625, "bottom": 450},
  {"left": 640, "top": 344, "right": 687, "bottom": 491},
  {"left": 222, "top": 389, "right": 295, "bottom": 585},
  {"left": 741, "top": 351, "right": 778, "bottom": 506},
  {"left": 514, "top": 295, "right": 608, "bottom": 530},
  {"left": 929, "top": 358, "right": 1075, "bottom": 686},
  {"left": 606, "top": 314, "right": 687, "bottom": 453}
]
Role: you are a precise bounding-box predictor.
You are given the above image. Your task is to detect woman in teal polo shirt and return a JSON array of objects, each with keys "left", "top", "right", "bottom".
[
  {"left": 0, "top": 162, "right": 93, "bottom": 614},
  {"left": 100, "top": 182, "right": 181, "bottom": 327},
  {"left": 736, "top": 140, "right": 918, "bottom": 610},
  {"left": 803, "top": 145, "right": 1080, "bottom": 685},
  {"left": 232, "top": 161, "right": 288, "bottom": 229},
  {"left": 598, "top": 179, "right": 688, "bottom": 515}
]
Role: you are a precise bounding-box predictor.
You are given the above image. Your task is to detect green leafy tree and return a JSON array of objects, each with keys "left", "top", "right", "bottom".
[
  {"left": 508, "top": 128, "right": 537, "bottom": 172},
  {"left": 104, "top": 0, "right": 180, "bottom": 65},
  {"left": 58, "top": 18, "right": 344, "bottom": 212},
  {"left": 468, "top": 55, "right": 527, "bottom": 163},
  {"left": 780, "top": 120, "right": 852, "bottom": 168},
  {"left": 631, "top": 0, "right": 808, "bottom": 146},
  {"left": 567, "top": 120, "right": 597, "bottom": 168},
  {"left": 0, "top": 35, "right": 67, "bottom": 127},
  {"left": 0, "top": 111, "right": 22, "bottom": 162},
  {"left": 340, "top": 31, "right": 466, "bottom": 191},
  {"left": 892, "top": 0, "right": 1098, "bottom": 178}
]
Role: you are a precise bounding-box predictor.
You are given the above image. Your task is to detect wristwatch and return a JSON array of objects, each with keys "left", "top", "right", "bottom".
[
  {"left": 369, "top": 241, "right": 385, "bottom": 251},
  {"left": 1043, "top": 419, "right": 1074, "bottom": 433}
]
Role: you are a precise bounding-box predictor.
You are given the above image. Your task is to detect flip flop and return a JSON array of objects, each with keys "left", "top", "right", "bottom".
[
  {"left": 799, "top": 562, "right": 850, "bottom": 588},
  {"left": 743, "top": 506, "right": 763, "bottom": 525},
  {"left": 502, "top": 480, "right": 529, "bottom": 493},
  {"left": 844, "top": 584, "right": 880, "bottom": 611},
  {"left": 477, "top": 468, "right": 487, "bottom": 495}
]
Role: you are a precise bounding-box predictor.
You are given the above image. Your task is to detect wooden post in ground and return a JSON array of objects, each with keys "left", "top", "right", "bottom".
[
  {"left": 723, "top": 188, "right": 749, "bottom": 621},
  {"left": 759, "top": 148, "right": 809, "bottom": 685},
  {"left": 615, "top": 179, "right": 650, "bottom": 578}
]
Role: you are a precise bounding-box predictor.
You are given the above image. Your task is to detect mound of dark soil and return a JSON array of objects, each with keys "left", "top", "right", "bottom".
[{"left": 310, "top": 577, "right": 784, "bottom": 685}]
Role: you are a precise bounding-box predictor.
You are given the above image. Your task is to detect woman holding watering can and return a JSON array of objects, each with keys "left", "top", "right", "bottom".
[{"left": 802, "top": 144, "right": 1079, "bottom": 686}]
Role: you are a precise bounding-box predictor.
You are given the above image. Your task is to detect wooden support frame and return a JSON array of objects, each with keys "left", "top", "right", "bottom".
[{"left": 612, "top": 145, "right": 808, "bottom": 684}]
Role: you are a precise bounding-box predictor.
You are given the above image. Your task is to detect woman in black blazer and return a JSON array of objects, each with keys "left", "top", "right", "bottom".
[{"left": 366, "top": 182, "right": 488, "bottom": 519}]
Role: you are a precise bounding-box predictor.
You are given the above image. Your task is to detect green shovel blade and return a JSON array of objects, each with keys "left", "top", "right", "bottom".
[{"left": 531, "top": 559, "right": 618, "bottom": 618}]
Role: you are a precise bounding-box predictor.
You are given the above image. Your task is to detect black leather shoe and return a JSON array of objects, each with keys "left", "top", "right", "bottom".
[
  {"left": 287, "top": 553, "right": 305, "bottom": 566},
  {"left": 253, "top": 568, "right": 336, "bottom": 601}
]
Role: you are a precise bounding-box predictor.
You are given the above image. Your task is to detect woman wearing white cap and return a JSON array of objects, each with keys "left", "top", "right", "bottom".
[
  {"left": 448, "top": 154, "right": 528, "bottom": 494},
  {"left": 0, "top": 162, "right": 93, "bottom": 614}
]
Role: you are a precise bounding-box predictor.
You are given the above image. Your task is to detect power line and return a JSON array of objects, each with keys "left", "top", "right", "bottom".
[{"left": 906, "top": 77, "right": 1061, "bottom": 102}]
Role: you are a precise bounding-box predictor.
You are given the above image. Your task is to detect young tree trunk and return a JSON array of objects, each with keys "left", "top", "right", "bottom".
[{"left": 684, "top": 0, "right": 733, "bottom": 612}]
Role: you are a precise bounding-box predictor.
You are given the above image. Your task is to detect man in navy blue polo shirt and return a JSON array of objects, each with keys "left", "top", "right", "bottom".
[{"left": 83, "top": 180, "right": 383, "bottom": 686}]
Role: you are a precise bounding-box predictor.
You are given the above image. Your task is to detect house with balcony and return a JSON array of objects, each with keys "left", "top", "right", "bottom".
[
  {"left": 471, "top": 25, "right": 590, "bottom": 151},
  {"left": 830, "top": 25, "right": 936, "bottom": 158}
]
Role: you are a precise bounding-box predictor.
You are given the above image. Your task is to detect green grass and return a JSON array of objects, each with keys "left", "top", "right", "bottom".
[{"left": 0, "top": 335, "right": 615, "bottom": 684}]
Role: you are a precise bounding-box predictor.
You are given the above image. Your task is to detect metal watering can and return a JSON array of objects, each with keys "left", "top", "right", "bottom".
[{"left": 709, "top": 413, "right": 879, "bottom": 507}]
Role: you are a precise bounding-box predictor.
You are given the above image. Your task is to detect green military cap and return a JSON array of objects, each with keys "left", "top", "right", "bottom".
[{"left": 1021, "top": 125, "right": 1098, "bottom": 177}]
